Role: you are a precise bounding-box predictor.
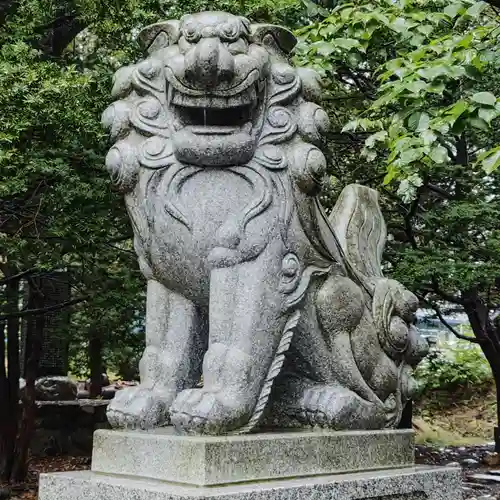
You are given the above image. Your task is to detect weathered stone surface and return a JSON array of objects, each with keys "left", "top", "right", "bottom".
[
  {"left": 102, "top": 10, "right": 429, "bottom": 435},
  {"left": 91, "top": 428, "right": 414, "bottom": 486},
  {"left": 34, "top": 376, "right": 77, "bottom": 401},
  {"left": 30, "top": 400, "right": 109, "bottom": 457},
  {"left": 38, "top": 466, "right": 462, "bottom": 500}
]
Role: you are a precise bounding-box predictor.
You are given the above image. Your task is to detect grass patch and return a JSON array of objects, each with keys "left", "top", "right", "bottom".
[{"left": 414, "top": 385, "right": 496, "bottom": 445}]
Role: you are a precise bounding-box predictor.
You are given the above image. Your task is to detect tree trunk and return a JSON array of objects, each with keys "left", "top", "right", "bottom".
[
  {"left": 0, "top": 277, "right": 20, "bottom": 481},
  {"left": 462, "top": 290, "right": 500, "bottom": 452},
  {"left": 89, "top": 333, "right": 103, "bottom": 399},
  {"left": 0, "top": 319, "right": 10, "bottom": 481},
  {"left": 11, "top": 282, "right": 43, "bottom": 483}
]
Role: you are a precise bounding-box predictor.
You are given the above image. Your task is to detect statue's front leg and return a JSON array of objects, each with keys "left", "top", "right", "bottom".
[
  {"left": 170, "top": 241, "right": 286, "bottom": 435},
  {"left": 108, "top": 280, "right": 206, "bottom": 429}
]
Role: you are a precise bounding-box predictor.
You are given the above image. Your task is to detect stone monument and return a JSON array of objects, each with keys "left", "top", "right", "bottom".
[
  {"left": 20, "top": 271, "right": 71, "bottom": 377},
  {"left": 39, "top": 11, "right": 462, "bottom": 500}
]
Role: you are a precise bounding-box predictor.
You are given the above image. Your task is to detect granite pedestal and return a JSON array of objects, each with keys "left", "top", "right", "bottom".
[{"left": 38, "top": 429, "right": 463, "bottom": 500}]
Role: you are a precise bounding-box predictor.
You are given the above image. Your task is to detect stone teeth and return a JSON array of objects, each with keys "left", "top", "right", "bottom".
[
  {"left": 171, "top": 91, "right": 191, "bottom": 106},
  {"left": 171, "top": 86, "right": 257, "bottom": 109}
]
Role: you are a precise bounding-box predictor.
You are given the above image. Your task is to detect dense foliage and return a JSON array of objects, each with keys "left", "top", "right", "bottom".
[
  {"left": 415, "top": 339, "right": 493, "bottom": 392},
  {"left": 0, "top": 0, "right": 304, "bottom": 376},
  {"left": 0, "top": 0, "right": 305, "bottom": 482},
  {"left": 297, "top": 0, "right": 500, "bottom": 187}
]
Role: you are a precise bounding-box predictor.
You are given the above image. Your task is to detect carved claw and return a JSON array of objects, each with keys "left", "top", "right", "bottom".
[
  {"left": 284, "top": 384, "right": 387, "bottom": 430},
  {"left": 170, "top": 388, "right": 252, "bottom": 435},
  {"left": 107, "top": 386, "right": 175, "bottom": 430}
]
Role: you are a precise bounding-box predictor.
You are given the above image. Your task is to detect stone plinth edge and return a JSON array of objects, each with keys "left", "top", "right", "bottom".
[
  {"left": 91, "top": 428, "right": 414, "bottom": 486},
  {"left": 39, "top": 466, "right": 462, "bottom": 500}
]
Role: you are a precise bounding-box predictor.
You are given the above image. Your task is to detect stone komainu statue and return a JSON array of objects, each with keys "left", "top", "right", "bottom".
[{"left": 102, "top": 11, "right": 429, "bottom": 435}]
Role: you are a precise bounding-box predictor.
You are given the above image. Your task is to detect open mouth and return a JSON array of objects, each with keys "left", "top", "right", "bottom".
[
  {"left": 174, "top": 104, "right": 253, "bottom": 135},
  {"left": 168, "top": 80, "right": 265, "bottom": 136}
]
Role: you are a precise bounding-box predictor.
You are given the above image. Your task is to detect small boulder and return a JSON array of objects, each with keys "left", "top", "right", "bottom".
[
  {"left": 483, "top": 451, "right": 500, "bottom": 466},
  {"left": 35, "top": 376, "right": 77, "bottom": 401},
  {"left": 461, "top": 458, "right": 480, "bottom": 468},
  {"left": 77, "top": 389, "right": 90, "bottom": 400},
  {"left": 101, "top": 385, "right": 117, "bottom": 400}
]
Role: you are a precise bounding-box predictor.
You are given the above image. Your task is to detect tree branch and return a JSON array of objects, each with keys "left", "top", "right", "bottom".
[
  {"left": 437, "top": 138, "right": 457, "bottom": 163},
  {"left": 417, "top": 294, "right": 481, "bottom": 343},
  {"left": 403, "top": 182, "right": 424, "bottom": 249},
  {"left": 430, "top": 276, "right": 464, "bottom": 305},
  {"left": 0, "top": 268, "right": 38, "bottom": 285},
  {"left": 0, "top": 295, "right": 90, "bottom": 321},
  {"left": 427, "top": 183, "right": 455, "bottom": 199}
]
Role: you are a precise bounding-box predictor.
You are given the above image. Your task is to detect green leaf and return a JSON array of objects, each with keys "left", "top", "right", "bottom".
[
  {"left": 444, "top": 3, "right": 463, "bottom": 18},
  {"left": 481, "top": 149, "right": 500, "bottom": 174},
  {"left": 417, "top": 66, "right": 450, "bottom": 80},
  {"left": 391, "top": 17, "right": 415, "bottom": 34},
  {"left": 429, "top": 145, "right": 448, "bottom": 164},
  {"left": 465, "top": 65, "right": 483, "bottom": 80},
  {"left": 405, "top": 80, "right": 428, "bottom": 94},
  {"left": 401, "top": 148, "right": 424, "bottom": 164},
  {"left": 313, "top": 41, "right": 335, "bottom": 56},
  {"left": 465, "top": 1, "right": 488, "bottom": 18},
  {"left": 333, "top": 38, "right": 363, "bottom": 51},
  {"left": 422, "top": 130, "right": 437, "bottom": 146},
  {"left": 383, "top": 164, "right": 398, "bottom": 185},
  {"left": 408, "top": 112, "right": 430, "bottom": 132},
  {"left": 341, "top": 120, "right": 358, "bottom": 133},
  {"left": 478, "top": 108, "right": 498, "bottom": 124},
  {"left": 457, "top": 33, "right": 474, "bottom": 49},
  {"left": 417, "top": 24, "right": 434, "bottom": 36},
  {"left": 471, "top": 92, "right": 497, "bottom": 106},
  {"left": 469, "top": 117, "right": 489, "bottom": 131},
  {"left": 447, "top": 100, "right": 470, "bottom": 119},
  {"left": 365, "top": 130, "right": 388, "bottom": 148},
  {"left": 451, "top": 116, "right": 467, "bottom": 135},
  {"left": 410, "top": 34, "right": 425, "bottom": 47},
  {"left": 361, "top": 147, "right": 377, "bottom": 161}
]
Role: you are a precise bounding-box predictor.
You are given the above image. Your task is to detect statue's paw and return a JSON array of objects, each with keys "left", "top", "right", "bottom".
[
  {"left": 170, "top": 388, "right": 251, "bottom": 435},
  {"left": 287, "top": 384, "right": 386, "bottom": 430},
  {"left": 107, "top": 386, "right": 175, "bottom": 430}
]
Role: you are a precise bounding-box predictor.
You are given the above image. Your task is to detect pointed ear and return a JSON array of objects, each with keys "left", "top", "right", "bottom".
[
  {"left": 139, "top": 20, "right": 180, "bottom": 53},
  {"left": 250, "top": 24, "right": 297, "bottom": 55}
]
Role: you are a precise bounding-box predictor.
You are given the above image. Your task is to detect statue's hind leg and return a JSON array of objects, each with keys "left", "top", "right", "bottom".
[
  {"left": 270, "top": 275, "right": 387, "bottom": 429},
  {"left": 107, "top": 279, "right": 207, "bottom": 429}
]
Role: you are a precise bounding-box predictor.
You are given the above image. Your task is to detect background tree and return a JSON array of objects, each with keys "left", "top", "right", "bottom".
[
  {"left": 296, "top": 0, "right": 500, "bottom": 449},
  {"left": 0, "top": 0, "right": 305, "bottom": 483}
]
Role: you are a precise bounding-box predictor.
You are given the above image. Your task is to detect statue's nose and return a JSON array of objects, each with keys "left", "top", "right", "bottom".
[{"left": 184, "top": 38, "right": 235, "bottom": 88}]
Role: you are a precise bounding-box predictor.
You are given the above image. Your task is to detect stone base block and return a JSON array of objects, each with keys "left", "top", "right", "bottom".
[
  {"left": 91, "top": 428, "right": 414, "bottom": 486},
  {"left": 39, "top": 466, "right": 462, "bottom": 500}
]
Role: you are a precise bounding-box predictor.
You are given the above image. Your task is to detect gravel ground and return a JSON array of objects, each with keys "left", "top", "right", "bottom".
[{"left": 416, "top": 443, "right": 500, "bottom": 499}]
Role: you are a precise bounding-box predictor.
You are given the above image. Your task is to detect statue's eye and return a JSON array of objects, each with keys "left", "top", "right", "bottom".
[
  {"left": 219, "top": 22, "right": 239, "bottom": 42},
  {"left": 183, "top": 23, "right": 199, "bottom": 43}
]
